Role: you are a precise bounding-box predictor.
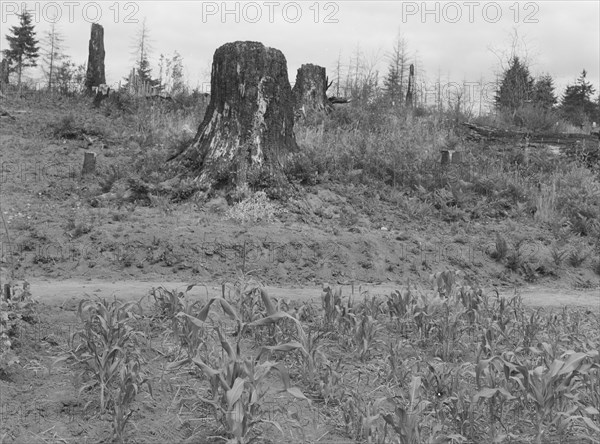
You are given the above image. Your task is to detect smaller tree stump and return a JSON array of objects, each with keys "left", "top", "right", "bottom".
[
  {"left": 82, "top": 152, "right": 96, "bottom": 176},
  {"left": 3, "top": 284, "right": 11, "bottom": 300},
  {"left": 292, "top": 64, "right": 332, "bottom": 118},
  {"left": 441, "top": 150, "right": 451, "bottom": 165},
  {"left": 451, "top": 151, "right": 463, "bottom": 164}
]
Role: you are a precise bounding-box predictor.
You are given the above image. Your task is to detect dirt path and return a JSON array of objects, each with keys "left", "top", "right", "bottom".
[{"left": 22, "top": 278, "right": 600, "bottom": 309}]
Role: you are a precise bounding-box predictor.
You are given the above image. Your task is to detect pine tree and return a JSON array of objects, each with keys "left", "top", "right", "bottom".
[
  {"left": 384, "top": 35, "right": 409, "bottom": 108},
  {"left": 495, "top": 56, "right": 534, "bottom": 114},
  {"left": 532, "top": 74, "right": 557, "bottom": 109},
  {"left": 130, "top": 18, "right": 159, "bottom": 92},
  {"left": 170, "top": 51, "right": 185, "bottom": 95},
  {"left": 560, "top": 70, "right": 596, "bottom": 127},
  {"left": 4, "top": 9, "right": 39, "bottom": 92}
]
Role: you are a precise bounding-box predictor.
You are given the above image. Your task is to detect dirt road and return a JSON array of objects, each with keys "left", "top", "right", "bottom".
[{"left": 20, "top": 278, "right": 600, "bottom": 309}]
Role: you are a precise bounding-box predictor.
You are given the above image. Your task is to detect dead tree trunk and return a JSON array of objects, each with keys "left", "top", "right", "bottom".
[
  {"left": 292, "top": 64, "right": 332, "bottom": 118},
  {"left": 0, "top": 58, "right": 10, "bottom": 89},
  {"left": 173, "top": 41, "right": 298, "bottom": 194},
  {"left": 84, "top": 23, "right": 105, "bottom": 93},
  {"left": 405, "top": 64, "right": 414, "bottom": 108}
]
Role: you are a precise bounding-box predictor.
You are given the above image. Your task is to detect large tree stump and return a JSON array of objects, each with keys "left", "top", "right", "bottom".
[
  {"left": 292, "top": 64, "right": 332, "bottom": 118},
  {"left": 84, "top": 23, "right": 105, "bottom": 93},
  {"left": 173, "top": 41, "right": 298, "bottom": 193}
]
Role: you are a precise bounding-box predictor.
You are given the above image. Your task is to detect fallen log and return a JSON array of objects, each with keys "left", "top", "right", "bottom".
[{"left": 461, "top": 122, "right": 600, "bottom": 145}]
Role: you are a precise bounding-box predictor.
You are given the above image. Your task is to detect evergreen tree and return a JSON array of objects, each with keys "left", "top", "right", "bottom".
[
  {"left": 131, "top": 18, "right": 158, "bottom": 91},
  {"left": 4, "top": 9, "right": 39, "bottom": 91},
  {"left": 384, "top": 35, "right": 408, "bottom": 108},
  {"left": 495, "top": 56, "right": 534, "bottom": 114},
  {"left": 560, "top": 70, "right": 596, "bottom": 126},
  {"left": 532, "top": 74, "right": 557, "bottom": 109},
  {"left": 170, "top": 51, "right": 186, "bottom": 95},
  {"left": 54, "top": 59, "right": 85, "bottom": 93}
]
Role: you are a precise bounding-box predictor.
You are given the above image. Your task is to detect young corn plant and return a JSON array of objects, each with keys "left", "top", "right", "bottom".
[
  {"left": 356, "top": 292, "right": 383, "bottom": 320},
  {"left": 321, "top": 284, "right": 355, "bottom": 335},
  {"left": 172, "top": 299, "right": 210, "bottom": 359},
  {"left": 385, "top": 341, "right": 416, "bottom": 387},
  {"left": 318, "top": 358, "right": 346, "bottom": 406},
  {"left": 514, "top": 350, "right": 598, "bottom": 444},
  {"left": 474, "top": 355, "right": 518, "bottom": 442},
  {"left": 111, "top": 357, "right": 151, "bottom": 443},
  {"left": 149, "top": 285, "right": 186, "bottom": 321},
  {"left": 169, "top": 292, "right": 311, "bottom": 443},
  {"left": 432, "top": 299, "right": 465, "bottom": 361},
  {"left": 54, "top": 297, "right": 151, "bottom": 443},
  {"left": 431, "top": 269, "right": 464, "bottom": 299},
  {"left": 353, "top": 314, "right": 383, "bottom": 361},
  {"left": 59, "top": 297, "right": 145, "bottom": 412},
  {"left": 260, "top": 320, "right": 330, "bottom": 384},
  {"left": 170, "top": 325, "right": 310, "bottom": 443},
  {"left": 224, "top": 270, "right": 264, "bottom": 324},
  {"left": 387, "top": 287, "right": 417, "bottom": 320},
  {"left": 340, "top": 389, "right": 386, "bottom": 443},
  {"left": 382, "top": 376, "right": 430, "bottom": 444},
  {"left": 321, "top": 284, "right": 342, "bottom": 330}
]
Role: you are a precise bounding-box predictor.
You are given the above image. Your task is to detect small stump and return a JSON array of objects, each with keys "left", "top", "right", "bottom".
[{"left": 82, "top": 152, "right": 96, "bottom": 176}]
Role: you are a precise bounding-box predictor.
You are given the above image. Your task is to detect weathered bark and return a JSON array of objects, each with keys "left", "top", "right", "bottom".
[
  {"left": 84, "top": 24, "right": 105, "bottom": 92},
  {"left": 173, "top": 41, "right": 298, "bottom": 192},
  {"left": 292, "top": 64, "right": 332, "bottom": 118}
]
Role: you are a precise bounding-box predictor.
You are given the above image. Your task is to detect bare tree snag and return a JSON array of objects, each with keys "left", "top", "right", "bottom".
[
  {"left": 172, "top": 41, "right": 298, "bottom": 193},
  {"left": 405, "top": 64, "right": 414, "bottom": 107},
  {"left": 292, "top": 64, "right": 332, "bottom": 118},
  {"left": 84, "top": 23, "right": 105, "bottom": 93}
]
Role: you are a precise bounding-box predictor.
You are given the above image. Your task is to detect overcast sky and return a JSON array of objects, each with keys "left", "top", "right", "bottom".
[{"left": 1, "top": 1, "right": 598, "bottom": 109}]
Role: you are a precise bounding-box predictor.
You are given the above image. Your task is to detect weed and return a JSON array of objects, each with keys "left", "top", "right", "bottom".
[
  {"left": 550, "top": 245, "right": 568, "bottom": 266},
  {"left": 568, "top": 247, "right": 590, "bottom": 267},
  {"left": 225, "top": 191, "right": 286, "bottom": 223}
]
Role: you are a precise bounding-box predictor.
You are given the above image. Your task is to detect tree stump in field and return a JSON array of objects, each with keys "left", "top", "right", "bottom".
[
  {"left": 292, "top": 64, "right": 332, "bottom": 119},
  {"left": 84, "top": 23, "right": 105, "bottom": 93},
  {"left": 172, "top": 41, "right": 298, "bottom": 194},
  {"left": 82, "top": 152, "right": 96, "bottom": 176}
]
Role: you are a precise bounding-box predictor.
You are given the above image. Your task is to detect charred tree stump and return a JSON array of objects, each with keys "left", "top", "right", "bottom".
[
  {"left": 84, "top": 23, "right": 106, "bottom": 93},
  {"left": 292, "top": 64, "right": 332, "bottom": 119},
  {"left": 172, "top": 41, "right": 298, "bottom": 194}
]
